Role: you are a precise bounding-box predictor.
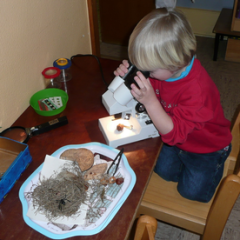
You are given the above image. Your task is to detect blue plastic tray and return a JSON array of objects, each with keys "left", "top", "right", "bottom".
[{"left": 19, "top": 142, "right": 136, "bottom": 239}]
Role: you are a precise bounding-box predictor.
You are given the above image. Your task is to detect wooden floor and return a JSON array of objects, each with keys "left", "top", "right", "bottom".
[{"left": 100, "top": 36, "right": 240, "bottom": 240}]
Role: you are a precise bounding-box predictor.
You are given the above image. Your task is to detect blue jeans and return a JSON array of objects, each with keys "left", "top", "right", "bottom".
[{"left": 154, "top": 143, "right": 231, "bottom": 203}]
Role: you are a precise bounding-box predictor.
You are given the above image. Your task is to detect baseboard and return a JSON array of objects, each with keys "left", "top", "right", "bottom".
[{"left": 176, "top": 7, "right": 221, "bottom": 38}]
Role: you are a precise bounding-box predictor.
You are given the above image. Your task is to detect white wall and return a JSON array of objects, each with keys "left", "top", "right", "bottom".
[{"left": 0, "top": 0, "right": 91, "bottom": 130}]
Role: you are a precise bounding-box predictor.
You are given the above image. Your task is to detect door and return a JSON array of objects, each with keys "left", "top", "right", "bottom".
[{"left": 98, "top": 0, "right": 155, "bottom": 46}]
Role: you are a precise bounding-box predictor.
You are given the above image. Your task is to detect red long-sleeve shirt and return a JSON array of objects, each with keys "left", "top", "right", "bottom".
[{"left": 149, "top": 58, "right": 232, "bottom": 153}]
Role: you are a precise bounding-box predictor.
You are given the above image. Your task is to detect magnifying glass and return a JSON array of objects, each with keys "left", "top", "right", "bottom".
[{"left": 0, "top": 116, "right": 68, "bottom": 143}]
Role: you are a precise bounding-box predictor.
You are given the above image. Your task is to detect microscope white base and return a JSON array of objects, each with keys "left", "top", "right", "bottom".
[{"left": 99, "top": 115, "right": 160, "bottom": 148}]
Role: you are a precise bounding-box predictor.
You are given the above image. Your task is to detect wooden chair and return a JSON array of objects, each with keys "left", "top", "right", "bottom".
[
  {"left": 138, "top": 110, "right": 240, "bottom": 240},
  {"left": 134, "top": 215, "right": 158, "bottom": 240}
]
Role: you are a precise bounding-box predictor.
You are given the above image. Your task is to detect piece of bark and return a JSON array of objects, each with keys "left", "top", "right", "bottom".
[{"left": 60, "top": 148, "right": 94, "bottom": 172}]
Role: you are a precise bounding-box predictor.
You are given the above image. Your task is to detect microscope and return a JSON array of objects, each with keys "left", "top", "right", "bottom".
[{"left": 98, "top": 64, "right": 160, "bottom": 147}]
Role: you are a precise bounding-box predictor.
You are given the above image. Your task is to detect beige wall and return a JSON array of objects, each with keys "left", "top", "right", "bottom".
[
  {"left": 177, "top": 7, "right": 220, "bottom": 38},
  {"left": 0, "top": 0, "right": 91, "bottom": 130}
]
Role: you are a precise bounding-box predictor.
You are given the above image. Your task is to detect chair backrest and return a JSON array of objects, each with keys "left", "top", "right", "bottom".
[
  {"left": 223, "top": 109, "right": 240, "bottom": 176},
  {"left": 134, "top": 215, "right": 158, "bottom": 240},
  {"left": 202, "top": 110, "right": 240, "bottom": 240},
  {"left": 231, "top": 110, "right": 240, "bottom": 176}
]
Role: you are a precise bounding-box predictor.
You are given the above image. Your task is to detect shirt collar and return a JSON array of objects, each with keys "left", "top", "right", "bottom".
[{"left": 165, "top": 57, "right": 195, "bottom": 82}]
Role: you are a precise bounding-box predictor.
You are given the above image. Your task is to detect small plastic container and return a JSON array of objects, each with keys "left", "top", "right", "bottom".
[
  {"left": 53, "top": 58, "right": 72, "bottom": 82},
  {"left": 30, "top": 88, "right": 69, "bottom": 116},
  {"left": 42, "top": 67, "right": 61, "bottom": 88}
]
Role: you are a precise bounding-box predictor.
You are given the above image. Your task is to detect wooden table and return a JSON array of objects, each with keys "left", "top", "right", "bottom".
[
  {"left": 0, "top": 56, "right": 162, "bottom": 240},
  {"left": 213, "top": 8, "right": 240, "bottom": 61}
]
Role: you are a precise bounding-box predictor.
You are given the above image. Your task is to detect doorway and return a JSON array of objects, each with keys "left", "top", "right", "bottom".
[{"left": 87, "top": 0, "right": 155, "bottom": 58}]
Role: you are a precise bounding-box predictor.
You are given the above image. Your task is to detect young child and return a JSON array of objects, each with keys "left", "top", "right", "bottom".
[{"left": 114, "top": 8, "right": 232, "bottom": 203}]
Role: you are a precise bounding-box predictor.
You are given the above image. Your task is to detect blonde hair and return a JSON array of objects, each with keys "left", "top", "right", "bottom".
[{"left": 128, "top": 8, "right": 196, "bottom": 72}]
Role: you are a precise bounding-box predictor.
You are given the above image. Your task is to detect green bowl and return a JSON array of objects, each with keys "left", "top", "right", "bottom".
[{"left": 30, "top": 88, "right": 68, "bottom": 116}]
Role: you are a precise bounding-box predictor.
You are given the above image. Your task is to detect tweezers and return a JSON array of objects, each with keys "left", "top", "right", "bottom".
[{"left": 107, "top": 148, "right": 124, "bottom": 176}]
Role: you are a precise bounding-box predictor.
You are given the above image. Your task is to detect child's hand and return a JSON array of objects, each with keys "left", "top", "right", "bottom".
[
  {"left": 114, "top": 60, "right": 129, "bottom": 77},
  {"left": 131, "top": 71, "right": 157, "bottom": 107}
]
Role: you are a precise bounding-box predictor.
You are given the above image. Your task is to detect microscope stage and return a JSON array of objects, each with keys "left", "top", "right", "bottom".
[{"left": 99, "top": 115, "right": 159, "bottom": 148}]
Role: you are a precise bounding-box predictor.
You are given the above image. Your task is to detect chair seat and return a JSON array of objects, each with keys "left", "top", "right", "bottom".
[{"left": 139, "top": 172, "right": 213, "bottom": 234}]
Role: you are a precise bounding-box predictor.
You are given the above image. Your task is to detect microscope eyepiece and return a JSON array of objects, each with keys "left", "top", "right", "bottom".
[{"left": 123, "top": 64, "right": 149, "bottom": 90}]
